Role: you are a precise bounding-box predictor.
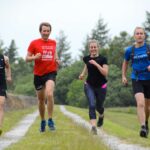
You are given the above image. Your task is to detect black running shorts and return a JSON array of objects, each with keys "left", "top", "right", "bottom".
[
  {"left": 0, "top": 88, "right": 6, "bottom": 97},
  {"left": 34, "top": 71, "right": 57, "bottom": 90},
  {"left": 132, "top": 79, "right": 150, "bottom": 98}
]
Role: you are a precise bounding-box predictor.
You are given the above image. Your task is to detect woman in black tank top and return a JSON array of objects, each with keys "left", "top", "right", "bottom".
[{"left": 79, "top": 39, "right": 108, "bottom": 134}]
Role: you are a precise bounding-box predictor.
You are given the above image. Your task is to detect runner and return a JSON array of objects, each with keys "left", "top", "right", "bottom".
[
  {"left": 79, "top": 39, "right": 108, "bottom": 134},
  {"left": 0, "top": 54, "right": 11, "bottom": 135},
  {"left": 122, "top": 27, "right": 150, "bottom": 138},
  {"left": 26, "top": 22, "right": 60, "bottom": 132}
]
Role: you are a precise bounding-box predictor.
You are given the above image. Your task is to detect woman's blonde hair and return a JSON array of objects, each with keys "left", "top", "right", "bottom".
[{"left": 88, "top": 39, "right": 100, "bottom": 49}]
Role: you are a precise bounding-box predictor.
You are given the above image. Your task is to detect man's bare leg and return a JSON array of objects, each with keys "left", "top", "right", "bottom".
[
  {"left": 36, "top": 88, "right": 46, "bottom": 132},
  {"left": 45, "top": 80, "right": 55, "bottom": 130},
  {"left": 45, "top": 80, "right": 55, "bottom": 119},
  {"left": 0, "top": 96, "right": 5, "bottom": 135}
]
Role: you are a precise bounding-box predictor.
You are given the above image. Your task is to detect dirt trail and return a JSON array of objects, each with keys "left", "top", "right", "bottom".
[{"left": 60, "top": 105, "right": 150, "bottom": 150}]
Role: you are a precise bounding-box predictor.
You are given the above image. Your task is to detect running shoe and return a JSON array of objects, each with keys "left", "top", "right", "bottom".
[
  {"left": 146, "top": 121, "right": 149, "bottom": 135},
  {"left": 140, "top": 125, "right": 148, "bottom": 138},
  {"left": 48, "top": 118, "right": 55, "bottom": 131},
  {"left": 40, "top": 120, "right": 46, "bottom": 132},
  {"left": 91, "top": 126, "right": 97, "bottom": 135},
  {"left": 97, "top": 116, "right": 104, "bottom": 127}
]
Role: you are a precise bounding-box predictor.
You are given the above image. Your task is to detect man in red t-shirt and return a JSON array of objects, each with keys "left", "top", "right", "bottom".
[{"left": 26, "top": 22, "right": 60, "bottom": 132}]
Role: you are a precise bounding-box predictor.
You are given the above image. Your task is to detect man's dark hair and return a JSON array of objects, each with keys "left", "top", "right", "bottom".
[{"left": 39, "top": 22, "right": 52, "bottom": 32}]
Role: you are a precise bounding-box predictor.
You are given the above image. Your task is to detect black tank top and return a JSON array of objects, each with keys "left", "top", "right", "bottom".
[{"left": 0, "top": 54, "right": 7, "bottom": 89}]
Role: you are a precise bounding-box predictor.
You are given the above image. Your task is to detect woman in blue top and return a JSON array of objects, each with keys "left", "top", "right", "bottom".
[
  {"left": 122, "top": 27, "right": 150, "bottom": 138},
  {"left": 79, "top": 39, "right": 108, "bottom": 134}
]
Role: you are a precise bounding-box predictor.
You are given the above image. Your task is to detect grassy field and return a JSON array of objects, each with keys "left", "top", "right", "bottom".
[
  {"left": 2, "top": 105, "right": 150, "bottom": 149},
  {"left": 66, "top": 106, "right": 150, "bottom": 148},
  {"left": 2, "top": 106, "right": 37, "bottom": 134},
  {"left": 4, "top": 105, "right": 109, "bottom": 150}
]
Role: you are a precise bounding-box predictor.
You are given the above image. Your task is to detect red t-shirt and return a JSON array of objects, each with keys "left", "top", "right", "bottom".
[{"left": 28, "top": 38, "right": 57, "bottom": 76}]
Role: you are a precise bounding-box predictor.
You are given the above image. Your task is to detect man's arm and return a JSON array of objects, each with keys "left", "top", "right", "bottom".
[
  {"left": 4, "top": 56, "right": 12, "bottom": 82},
  {"left": 26, "top": 51, "right": 41, "bottom": 62},
  {"left": 54, "top": 50, "right": 61, "bottom": 65},
  {"left": 122, "top": 60, "right": 129, "bottom": 85}
]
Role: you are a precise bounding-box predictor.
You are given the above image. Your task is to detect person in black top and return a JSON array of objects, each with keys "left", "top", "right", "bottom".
[
  {"left": 0, "top": 54, "right": 11, "bottom": 135},
  {"left": 79, "top": 39, "right": 108, "bottom": 134}
]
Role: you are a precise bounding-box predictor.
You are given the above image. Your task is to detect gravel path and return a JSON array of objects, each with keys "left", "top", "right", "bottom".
[
  {"left": 0, "top": 106, "right": 150, "bottom": 150},
  {"left": 0, "top": 111, "right": 38, "bottom": 150},
  {"left": 60, "top": 105, "right": 150, "bottom": 150}
]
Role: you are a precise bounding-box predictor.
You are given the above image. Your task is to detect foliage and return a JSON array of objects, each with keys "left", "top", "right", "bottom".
[
  {"left": 14, "top": 74, "right": 35, "bottom": 96},
  {"left": 91, "top": 16, "right": 109, "bottom": 47},
  {"left": 55, "top": 61, "right": 84, "bottom": 104},
  {"left": 80, "top": 16, "right": 109, "bottom": 57},
  {"left": 8, "top": 57, "right": 33, "bottom": 93},
  {"left": 0, "top": 39, "right": 6, "bottom": 54},
  {"left": 56, "top": 30, "right": 72, "bottom": 68},
  {"left": 143, "top": 11, "right": 150, "bottom": 42},
  {"left": 1, "top": 11, "right": 149, "bottom": 107},
  {"left": 108, "top": 31, "right": 133, "bottom": 68},
  {"left": 66, "top": 80, "right": 88, "bottom": 108},
  {"left": 4, "top": 40, "right": 18, "bottom": 64},
  {"left": 79, "top": 35, "right": 90, "bottom": 58},
  {"left": 105, "top": 64, "right": 135, "bottom": 107}
]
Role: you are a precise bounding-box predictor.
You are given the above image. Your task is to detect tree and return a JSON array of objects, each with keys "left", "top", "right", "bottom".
[
  {"left": 5, "top": 40, "right": 18, "bottom": 64},
  {"left": 80, "top": 16, "right": 109, "bottom": 57},
  {"left": 8, "top": 57, "right": 33, "bottom": 92},
  {"left": 91, "top": 16, "right": 109, "bottom": 47},
  {"left": 0, "top": 39, "right": 5, "bottom": 54},
  {"left": 66, "top": 80, "right": 88, "bottom": 108},
  {"left": 143, "top": 11, "right": 150, "bottom": 42},
  {"left": 56, "top": 30, "right": 71, "bottom": 68},
  {"left": 55, "top": 61, "right": 84, "bottom": 104},
  {"left": 105, "top": 64, "right": 135, "bottom": 107},
  {"left": 80, "top": 35, "right": 90, "bottom": 58},
  {"left": 108, "top": 31, "right": 133, "bottom": 68},
  {"left": 14, "top": 74, "right": 35, "bottom": 96}
]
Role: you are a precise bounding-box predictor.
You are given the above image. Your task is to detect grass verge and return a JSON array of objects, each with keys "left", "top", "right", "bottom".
[
  {"left": 2, "top": 106, "right": 37, "bottom": 134},
  {"left": 66, "top": 105, "right": 150, "bottom": 147},
  {"left": 5, "top": 105, "right": 109, "bottom": 150}
]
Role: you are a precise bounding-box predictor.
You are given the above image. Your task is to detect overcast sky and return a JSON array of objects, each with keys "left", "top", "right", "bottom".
[{"left": 0, "top": 0, "right": 149, "bottom": 59}]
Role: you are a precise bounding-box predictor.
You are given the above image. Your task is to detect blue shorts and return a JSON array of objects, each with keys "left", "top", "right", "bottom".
[{"left": 34, "top": 72, "right": 57, "bottom": 90}]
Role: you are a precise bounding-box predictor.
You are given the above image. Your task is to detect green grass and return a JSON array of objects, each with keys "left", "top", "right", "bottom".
[
  {"left": 66, "top": 105, "right": 150, "bottom": 147},
  {"left": 2, "top": 106, "right": 37, "bottom": 134},
  {"left": 5, "top": 105, "right": 109, "bottom": 150}
]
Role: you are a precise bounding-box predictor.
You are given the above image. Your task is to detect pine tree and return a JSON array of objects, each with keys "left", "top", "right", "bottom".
[
  {"left": 80, "top": 35, "right": 90, "bottom": 58},
  {"left": 91, "top": 16, "right": 109, "bottom": 47},
  {"left": 0, "top": 39, "right": 6, "bottom": 54},
  {"left": 80, "top": 16, "right": 109, "bottom": 57},
  {"left": 56, "top": 30, "right": 71, "bottom": 68},
  {"left": 143, "top": 11, "right": 150, "bottom": 42},
  {"left": 5, "top": 40, "right": 18, "bottom": 64}
]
